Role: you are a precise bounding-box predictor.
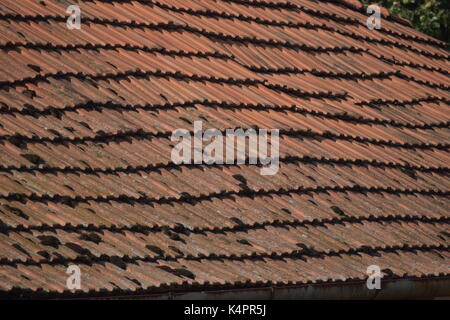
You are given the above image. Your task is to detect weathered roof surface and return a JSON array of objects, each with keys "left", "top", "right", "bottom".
[{"left": 0, "top": 0, "right": 449, "bottom": 298}]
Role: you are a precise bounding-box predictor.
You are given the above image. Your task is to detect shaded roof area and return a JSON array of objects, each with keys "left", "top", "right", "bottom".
[{"left": 0, "top": 0, "right": 449, "bottom": 298}]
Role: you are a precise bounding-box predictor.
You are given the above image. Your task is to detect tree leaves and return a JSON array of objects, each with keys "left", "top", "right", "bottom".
[{"left": 363, "top": 0, "right": 449, "bottom": 44}]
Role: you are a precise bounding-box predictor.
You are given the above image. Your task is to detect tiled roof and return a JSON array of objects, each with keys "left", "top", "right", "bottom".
[{"left": 0, "top": 0, "right": 449, "bottom": 298}]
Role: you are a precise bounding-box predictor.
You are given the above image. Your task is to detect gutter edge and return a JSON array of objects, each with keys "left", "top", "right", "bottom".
[{"left": 95, "top": 276, "right": 450, "bottom": 300}]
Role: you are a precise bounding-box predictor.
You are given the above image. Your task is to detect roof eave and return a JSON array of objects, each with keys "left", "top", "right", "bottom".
[{"left": 90, "top": 276, "right": 450, "bottom": 300}]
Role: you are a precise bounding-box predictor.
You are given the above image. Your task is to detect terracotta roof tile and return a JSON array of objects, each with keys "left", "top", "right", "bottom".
[{"left": 0, "top": 0, "right": 449, "bottom": 298}]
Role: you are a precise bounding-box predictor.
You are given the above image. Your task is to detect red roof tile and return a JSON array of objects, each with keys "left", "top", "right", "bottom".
[{"left": 0, "top": 0, "right": 449, "bottom": 298}]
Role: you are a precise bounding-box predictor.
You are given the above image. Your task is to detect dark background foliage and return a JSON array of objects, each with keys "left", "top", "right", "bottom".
[{"left": 362, "top": 0, "right": 449, "bottom": 44}]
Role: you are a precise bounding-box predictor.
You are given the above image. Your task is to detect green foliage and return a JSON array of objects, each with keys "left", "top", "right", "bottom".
[{"left": 362, "top": 0, "right": 449, "bottom": 43}]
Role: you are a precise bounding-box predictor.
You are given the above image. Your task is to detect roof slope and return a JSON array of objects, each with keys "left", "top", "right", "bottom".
[{"left": 0, "top": 0, "right": 449, "bottom": 298}]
